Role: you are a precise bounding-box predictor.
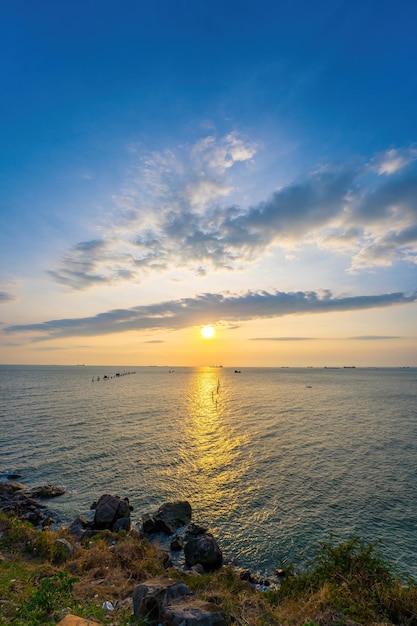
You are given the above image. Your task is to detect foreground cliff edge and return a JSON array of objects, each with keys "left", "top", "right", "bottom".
[{"left": 1, "top": 483, "right": 416, "bottom": 625}]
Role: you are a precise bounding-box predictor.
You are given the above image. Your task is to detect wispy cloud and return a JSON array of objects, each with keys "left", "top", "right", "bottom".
[
  {"left": 0, "top": 291, "right": 15, "bottom": 303},
  {"left": 349, "top": 335, "right": 401, "bottom": 340},
  {"left": 5, "top": 289, "right": 416, "bottom": 340},
  {"left": 48, "top": 135, "right": 417, "bottom": 289},
  {"left": 251, "top": 337, "right": 316, "bottom": 341},
  {"left": 371, "top": 147, "right": 417, "bottom": 176}
]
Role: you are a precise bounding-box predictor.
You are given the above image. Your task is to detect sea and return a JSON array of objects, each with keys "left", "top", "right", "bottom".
[{"left": 1, "top": 364, "right": 416, "bottom": 579}]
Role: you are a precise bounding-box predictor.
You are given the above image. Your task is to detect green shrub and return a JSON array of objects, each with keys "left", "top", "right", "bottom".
[
  {"left": 20, "top": 571, "right": 79, "bottom": 622},
  {"left": 271, "top": 536, "right": 417, "bottom": 624}
]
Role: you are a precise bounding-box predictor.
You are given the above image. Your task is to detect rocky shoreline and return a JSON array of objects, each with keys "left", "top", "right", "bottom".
[{"left": 0, "top": 481, "right": 277, "bottom": 624}]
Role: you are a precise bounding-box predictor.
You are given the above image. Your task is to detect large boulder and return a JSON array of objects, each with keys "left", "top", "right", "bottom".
[
  {"left": 153, "top": 500, "right": 192, "bottom": 535},
  {"left": 91, "top": 494, "right": 132, "bottom": 531},
  {"left": 184, "top": 532, "right": 223, "bottom": 571},
  {"left": 133, "top": 576, "right": 190, "bottom": 621}
]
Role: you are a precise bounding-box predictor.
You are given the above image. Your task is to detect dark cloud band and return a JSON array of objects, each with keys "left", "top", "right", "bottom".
[{"left": 5, "top": 289, "right": 416, "bottom": 339}]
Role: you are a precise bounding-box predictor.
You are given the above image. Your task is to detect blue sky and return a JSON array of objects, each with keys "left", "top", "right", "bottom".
[{"left": 1, "top": 0, "right": 416, "bottom": 366}]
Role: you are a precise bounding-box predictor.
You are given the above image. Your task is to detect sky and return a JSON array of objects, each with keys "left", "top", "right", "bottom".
[{"left": 1, "top": 0, "right": 416, "bottom": 367}]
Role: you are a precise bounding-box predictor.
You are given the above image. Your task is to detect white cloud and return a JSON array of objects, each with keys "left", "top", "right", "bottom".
[
  {"left": 371, "top": 147, "right": 417, "bottom": 175},
  {"left": 48, "top": 135, "right": 417, "bottom": 290}
]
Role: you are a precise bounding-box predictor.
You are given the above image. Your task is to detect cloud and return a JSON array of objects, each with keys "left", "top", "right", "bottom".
[
  {"left": 371, "top": 147, "right": 417, "bottom": 176},
  {"left": 48, "top": 135, "right": 417, "bottom": 289},
  {"left": 0, "top": 291, "right": 15, "bottom": 303},
  {"left": 5, "top": 289, "right": 416, "bottom": 340},
  {"left": 349, "top": 335, "right": 401, "bottom": 340},
  {"left": 251, "top": 336, "right": 316, "bottom": 341},
  {"left": 47, "top": 239, "right": 139, "bottom": 289}
]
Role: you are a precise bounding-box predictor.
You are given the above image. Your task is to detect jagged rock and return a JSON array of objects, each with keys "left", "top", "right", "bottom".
[
  {"left": 184, "top": 532, "right": 223, "bottom": 571},
  {"left": 170, "top": 535, "right": 184, "bottom": 551},
  {"left": 92, "top": 494, "right": 132, "bottom": 530},
  {"left": 153, "top": 500, "right": 192, "bottom": 534},
  {"left": 28, "top": 484, "right": 66, "bottom": 498},
  {"left": 69, "top": 516, "right": 93, "bottom": 540},
  {"left": 0, "top": 482, "right": 54, "bottom": 528},
  {"left": 142, "top": 512, "right": 157, "bottom": 533},
  {"left": 184, "top": 522, "right": 207, "bottom": 540},
  {"left": 162, "top": 598, "right": 227, "bottom": 625},
  {"left": 133, "top": 576, "right": 190, "bottom": 621}
]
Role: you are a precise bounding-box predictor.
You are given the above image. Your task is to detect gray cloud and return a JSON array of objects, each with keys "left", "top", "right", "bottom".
[
  {"left": 4, "top": 289, "right": 416, "bottom": 339},
  {"left": 47, "top": 239, "right": 110, "bottom": 289},
  {"left": 0, "top": 291, "right": 15, "bottom": 303}
]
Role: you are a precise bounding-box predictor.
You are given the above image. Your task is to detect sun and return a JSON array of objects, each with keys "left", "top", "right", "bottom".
[{"left": 201, "top": 325, "right": 215, "bottom": 339}]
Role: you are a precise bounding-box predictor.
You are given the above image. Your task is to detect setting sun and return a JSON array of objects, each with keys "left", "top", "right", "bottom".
[{"left": 201, "top": 325, "right": 215, "bottom": 339}]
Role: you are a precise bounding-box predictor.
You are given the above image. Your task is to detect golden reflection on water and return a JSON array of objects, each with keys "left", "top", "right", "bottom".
[{"left": 172, "top": 368, "right": 251, "bottom": 521}]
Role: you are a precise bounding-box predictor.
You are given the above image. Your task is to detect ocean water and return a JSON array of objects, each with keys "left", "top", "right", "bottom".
[{"left": 1, "top": 364, "right": 416, "bottom": 578}]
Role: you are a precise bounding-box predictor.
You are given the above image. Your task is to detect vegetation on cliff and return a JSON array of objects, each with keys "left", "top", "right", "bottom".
[{"left": 0, "top": 511, "right": 416, "bottom": 625}]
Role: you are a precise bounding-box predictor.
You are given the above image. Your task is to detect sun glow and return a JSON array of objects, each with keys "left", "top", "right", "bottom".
[{"left": 201, "top": 325, "right": 215, "bottom": 339}]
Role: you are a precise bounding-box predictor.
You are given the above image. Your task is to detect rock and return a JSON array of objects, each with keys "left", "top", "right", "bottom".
[
  {"left": 170, "top": 535, "right": 184, "bottom": 551},
  {"left": 27, "top": 484, "right": 66, "bottom": 498},
  {"left": 132, "top": 576, "right": 190, "bottom": 621},
  {"left": 153, "top": 500, "right": 192, "bottom": 535},
  {"left": 142, "top": 512, "right": 157, "bottom": 533},
  {"left": 118, "top": 596, "right": 133, "bottom": 611},
  {"left": 189, "top": 563, "right": 206, "bottom": 575},
  {"left": 41, "top": 516, "right": 55, "bottom": 528},
  {"left": 69, "top": 516, "right": 93, "bottom": 540},
  {"left": 0, "top": 482, "right": 54, "bottom": 528},
  {"left": 184, "top": 533, "right": 223, "bottom": 571},
  {"left": 162, "top": 598, "right": 227, "bottom": 625},
  {"left": 184, "top": 522, "right": 208, "bottom": 540},
  {"left": 112, "top": 516, "right": 130, "bottom": 532},
  {"left": 92, "top": 494, "right": 132, "bottom": 530},
  {"left": 0, "top": 481, "right": 26, "bottom": 494},
  {"left": 54, "top": 538, "right": 75, "bottom": 560},
  {"left": 6, "top": 473, "right": 22, "bottom": 480}
]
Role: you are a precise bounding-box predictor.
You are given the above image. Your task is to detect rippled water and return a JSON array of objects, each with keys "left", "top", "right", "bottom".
[{"left": 1, "top": 365, "right": 416, "bottom": 578}]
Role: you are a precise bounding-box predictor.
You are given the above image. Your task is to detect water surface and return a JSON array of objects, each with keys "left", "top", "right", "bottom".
[{"left": 1, "top": 365, "right": 416, "bottom": 577}]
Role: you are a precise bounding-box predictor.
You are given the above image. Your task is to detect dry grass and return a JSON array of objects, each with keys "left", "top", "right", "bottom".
[{"left": 2, "top": 513, "right": 417, "bottom": 625}]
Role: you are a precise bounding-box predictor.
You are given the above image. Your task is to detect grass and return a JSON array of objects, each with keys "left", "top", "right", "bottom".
[{"left": 1, "top": 512, "right": 417, "bottom": 625}]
